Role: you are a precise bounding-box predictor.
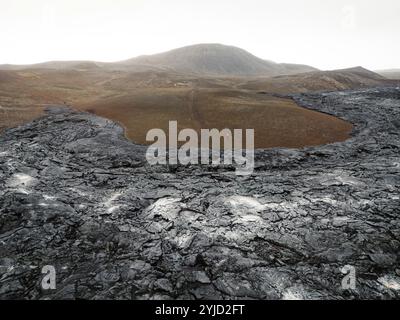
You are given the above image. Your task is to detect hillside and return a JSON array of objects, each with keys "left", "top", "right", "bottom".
[
  {"left": 377, "top": 69, "right": 400, "bottom": 80},
  {"left": 239, "top": 67, "right": 393, "bottom": 93},
  {"left": 120, "top": 43, "right": 318, "bottom": 76},
  {"left": 0, "top": 61, "right": 105, "bottom": 71}
]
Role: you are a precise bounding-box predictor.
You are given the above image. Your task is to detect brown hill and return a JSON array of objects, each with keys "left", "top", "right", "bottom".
[{"left": 239, "top": 67, "right": 392, "bottom": 94}]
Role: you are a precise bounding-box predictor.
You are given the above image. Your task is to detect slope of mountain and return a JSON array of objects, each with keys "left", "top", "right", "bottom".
[
  {"left": 376, "top": 69, "right": 400, "bottom": 80},
  {"left": 0, "top": 44, "right": 317, "bottom": 77},
  {"left": 0, "top": 61, "right": 105, "bottom": 71},
  {"left": 120, "top": 43, "right": 318, "bottom": 76},
  {"left": 277, "top": 63, "right": 319, "bottom": 75},
  {"left": 240, "top": 67, "right": 393, "bottom": 93}
]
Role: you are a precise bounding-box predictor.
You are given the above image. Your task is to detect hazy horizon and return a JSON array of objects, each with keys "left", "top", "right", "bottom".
[{"left": 1, "top": 0, "right": 399, "bottom": 70}]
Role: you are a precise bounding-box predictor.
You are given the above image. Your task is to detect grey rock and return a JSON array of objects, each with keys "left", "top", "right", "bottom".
[
  {"left": 154, "top": 278, "right": 174, "bottom": 293},
  {"left": 369, "top": 254, "right": 397, "bottom": 266},
  {"left": 193, "top": 271, "right": 211, "bottom": 284}
]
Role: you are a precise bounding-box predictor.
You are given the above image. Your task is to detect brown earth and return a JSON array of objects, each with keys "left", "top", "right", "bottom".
[
  {"left": 1, "top": 65, "right": 391, "bottom": 149},
  {"left": 79, "top": 88, "right": 352, "bottom": 148}
]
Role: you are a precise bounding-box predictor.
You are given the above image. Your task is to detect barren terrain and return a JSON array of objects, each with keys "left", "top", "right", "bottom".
[
  {"left": 1, "top": 44, "right": 396, "bottom": 149},
  {"left": 2, "top": 65, "right": 394, "bottom": 149},
  {"left": 0, "top": 44, "right": 399, "bottom": 300},
  {"left": 0, "top": 87, "right": 399, "bottom": 299}
]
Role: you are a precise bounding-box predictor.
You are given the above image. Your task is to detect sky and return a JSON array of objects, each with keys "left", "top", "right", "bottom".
[{"left": 0, "top": 0, "right": 399, "bottom": 70}]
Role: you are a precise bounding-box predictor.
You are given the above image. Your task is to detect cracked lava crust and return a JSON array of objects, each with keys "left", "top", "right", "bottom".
[{"left": 0, "top": 87, "right": 399, "bottom": 299}]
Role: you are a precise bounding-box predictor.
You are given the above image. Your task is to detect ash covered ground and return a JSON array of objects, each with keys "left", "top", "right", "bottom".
[{"left": 0, "top": 87, "right": 399, "bottom": 299}]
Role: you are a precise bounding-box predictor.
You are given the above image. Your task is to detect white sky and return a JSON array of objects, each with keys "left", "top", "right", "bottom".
[{"left": 0, "top": 0, "right": 399, "bottom": 70}]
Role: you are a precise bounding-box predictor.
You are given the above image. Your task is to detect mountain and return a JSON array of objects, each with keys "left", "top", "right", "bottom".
[
  {"left": 240, "top": 67, "right": 392, "bottom": 93},
  {"left": 119, "top": 43, "right": 318, "bottom": 76},
  {"left": 376, "top": 69, "right": 400, "bottom": 80},
  {"left": 0, "top": 44, "right": 317, "bottom": 77}
]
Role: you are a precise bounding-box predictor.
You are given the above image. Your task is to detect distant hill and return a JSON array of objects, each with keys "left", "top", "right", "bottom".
[
  {"left": 0, "top": 44, "right": 318, "bottom": 77},
  {"left": 239, "top": 67, "right": 392, "bottom": 93},
  {"left": 0, "top": 61, "right": 104, "bottom": 71},
  {"left": 376, "top": 69, "right": 400, "bottom": 80},
  {"left": 120, "top": 43, "right": 318, "bottom": 76}
]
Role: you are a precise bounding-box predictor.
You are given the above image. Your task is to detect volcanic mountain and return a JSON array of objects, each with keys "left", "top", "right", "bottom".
[
  {"left": 0, "top": 44, "right": 317, "bottom": 77},
  {"left": 119, "top": 43, "right": 318, "bottom": 76}
]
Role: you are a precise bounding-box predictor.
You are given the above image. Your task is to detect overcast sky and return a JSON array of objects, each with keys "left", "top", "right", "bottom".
[{"left": 0, "top": 0, "right": 399, "bottom": 70}]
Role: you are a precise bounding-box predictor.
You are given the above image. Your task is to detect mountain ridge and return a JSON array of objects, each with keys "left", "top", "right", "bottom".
[
  {"left": 119, "top": 43, "right": 318, "bottom": 76},
  {"left": 0, "top": 43, "right": 318, "bottom": 77},
  {"left": 239, "top": 66, "right": 391, "bottom": 93}
]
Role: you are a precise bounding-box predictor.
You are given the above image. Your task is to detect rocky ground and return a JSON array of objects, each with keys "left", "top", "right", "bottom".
[{"left": 0, "top": 87, "right": 399, "bottom": 299}]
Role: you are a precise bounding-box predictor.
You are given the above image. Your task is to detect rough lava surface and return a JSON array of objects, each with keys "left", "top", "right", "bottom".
[{"left": 0, "top": 87, "right": 399, "bottom": 299}]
